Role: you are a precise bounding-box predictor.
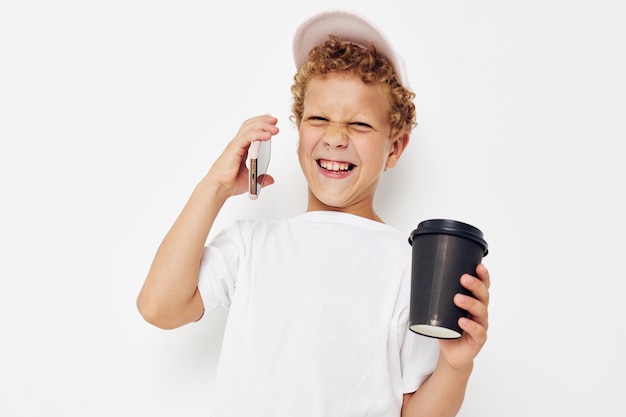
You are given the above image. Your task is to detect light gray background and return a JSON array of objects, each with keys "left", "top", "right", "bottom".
[{"left": 1, "top": 0, "right": 624, "bottom": 415}]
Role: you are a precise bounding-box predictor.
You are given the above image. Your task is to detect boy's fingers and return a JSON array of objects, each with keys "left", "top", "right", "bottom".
[
  {"left": 257, "top": 174, "right": 274, "bottom": 187},
  {"left": 454, "top": 293, "right": 488, "bottom": 330},
  {"left": 461, "top": 273, "right": 490, "bottom": 307},
  {"left": 476, "top": 263, "right": 491, "bottom": 290},
  {"left": 458, "top": 316, "right": 488, "bottom": 346}
]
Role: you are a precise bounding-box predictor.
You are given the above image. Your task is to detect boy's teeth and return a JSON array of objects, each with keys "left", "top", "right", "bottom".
[{"left": 320, "top": 160, "right": 350, "bottom": 171}]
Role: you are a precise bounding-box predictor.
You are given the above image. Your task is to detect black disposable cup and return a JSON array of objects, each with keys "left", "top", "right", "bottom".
[{"left": 408, "top": 219, "right": 488, "bottom": 339}]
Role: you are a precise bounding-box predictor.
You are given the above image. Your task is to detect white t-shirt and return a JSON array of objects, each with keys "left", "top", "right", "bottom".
[{"left": 197, "top": 211, "right": 439, "bottom": 417}]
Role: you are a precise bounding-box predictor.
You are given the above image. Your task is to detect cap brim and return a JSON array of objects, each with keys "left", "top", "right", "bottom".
[{"left": 292, "top": 9, "right": 409, "bottom": 87}]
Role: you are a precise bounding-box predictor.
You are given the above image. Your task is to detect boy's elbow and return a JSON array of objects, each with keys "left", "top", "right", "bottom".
[
  {"left": 136, "top": 294, "right": 177, "bottom": 330},
  {"left": 136, "top": 290, "right": 203, "bottom": 330}
]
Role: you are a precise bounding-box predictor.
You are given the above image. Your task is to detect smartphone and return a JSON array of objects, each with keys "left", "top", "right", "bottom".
[{"left": 247, "top": 139, "right": 271, "bottom": 200}]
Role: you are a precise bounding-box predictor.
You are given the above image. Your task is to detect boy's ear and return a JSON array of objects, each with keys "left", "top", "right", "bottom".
[{"left": 386, "top": 132, "right": 410, "bottom": 169}]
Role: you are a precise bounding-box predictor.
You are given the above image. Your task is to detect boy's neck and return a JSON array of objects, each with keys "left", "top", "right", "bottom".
[{"left": 306, "top": 197, "right": 384, "bottom": 223}]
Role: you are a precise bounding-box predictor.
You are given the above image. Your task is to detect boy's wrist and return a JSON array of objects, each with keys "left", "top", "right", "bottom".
[
  {"left": 196, "top": 174, "right": 232, "bottom": 204},
  {"left": 437, "top": 355, "right": 474, "bottom": 377}
]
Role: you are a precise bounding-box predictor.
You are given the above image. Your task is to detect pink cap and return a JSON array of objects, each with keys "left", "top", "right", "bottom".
[{"left": 292, "top": 9, "right": 410, "bottom": 87}]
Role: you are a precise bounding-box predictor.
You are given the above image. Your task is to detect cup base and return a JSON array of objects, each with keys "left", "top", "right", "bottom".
[{"left": 409, "top": 324, "right": 462, "bottom": 339}]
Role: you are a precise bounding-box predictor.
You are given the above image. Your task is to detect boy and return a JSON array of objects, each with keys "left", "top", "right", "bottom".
[{"left": 137, "top": 9, "right": 490, "bottom": 417}]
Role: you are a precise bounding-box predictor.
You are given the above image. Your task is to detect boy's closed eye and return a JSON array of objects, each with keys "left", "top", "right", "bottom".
[
  {"left": 348, "top": 121, "right": 374, "bottom": 132},
  {"left": 306, "top": 116, "right": 330, "bottom": 125},
  {"left": 305, "top": 116, "right": 374, "bottom": 133}
]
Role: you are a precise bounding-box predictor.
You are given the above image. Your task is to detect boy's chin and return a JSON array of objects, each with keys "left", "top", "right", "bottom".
[{"left": 308, "top": 192, "right": 346, "bottom": 211}]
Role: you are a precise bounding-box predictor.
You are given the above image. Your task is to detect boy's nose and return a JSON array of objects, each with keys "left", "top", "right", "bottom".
[{"left": 323, "top": 122, "right": 349, "bottom": 148}]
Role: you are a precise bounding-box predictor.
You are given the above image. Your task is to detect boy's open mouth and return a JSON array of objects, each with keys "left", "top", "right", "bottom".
[{"left": 317, "top": 159, "right": 355, "bottom": 173}]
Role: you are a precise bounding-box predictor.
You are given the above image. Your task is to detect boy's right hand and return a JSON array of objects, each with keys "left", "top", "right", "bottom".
[{"left": 204, "top": 114, "right": 279, "bottom": 198}]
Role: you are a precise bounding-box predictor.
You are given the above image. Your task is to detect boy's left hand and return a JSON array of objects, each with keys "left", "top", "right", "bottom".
[{"left": 438, "top": 263, "right": 491, "bottom": 370}]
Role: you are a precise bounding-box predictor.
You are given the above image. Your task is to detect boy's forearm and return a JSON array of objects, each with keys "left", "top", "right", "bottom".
[
  {"left": 136, "top": 177, "right": 229, "bottom": 329},
  {"left": 402, "top": 356, "right": 473, "bottom": 417}
]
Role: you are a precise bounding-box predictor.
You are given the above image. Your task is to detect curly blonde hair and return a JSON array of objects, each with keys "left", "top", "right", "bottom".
[{"left": 290, "top": 36, "right": 416, "bottom": 137}]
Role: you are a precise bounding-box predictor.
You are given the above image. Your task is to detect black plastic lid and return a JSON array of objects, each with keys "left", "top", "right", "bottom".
[{"left": 408, "top": 219, "right": 488, "bottom": 256}]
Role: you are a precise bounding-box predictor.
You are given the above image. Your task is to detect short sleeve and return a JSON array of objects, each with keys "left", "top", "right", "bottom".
[
  {"left": 399, "top": 315, "right": 440, "bottom": 394},
  {"left": 197, "top": 223, "right": 245, "bottom": 314}
]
